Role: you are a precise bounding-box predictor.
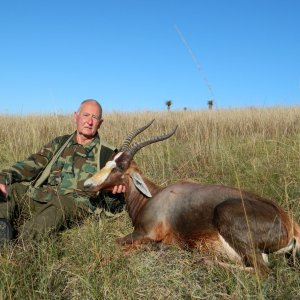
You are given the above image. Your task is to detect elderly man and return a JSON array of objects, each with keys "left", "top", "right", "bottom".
[{"left": 0, "top": 99, "right": 125, "bottom": 245}]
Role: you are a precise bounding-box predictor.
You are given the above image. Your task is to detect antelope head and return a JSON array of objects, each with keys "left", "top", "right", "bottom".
[{"left": 84, "top": 120, "right": 177, "bottom": 194}]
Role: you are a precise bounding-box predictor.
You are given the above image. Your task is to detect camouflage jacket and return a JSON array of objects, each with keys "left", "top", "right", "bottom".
[{"left": 0, "top": 132, "right": 121, "bottom": 211}]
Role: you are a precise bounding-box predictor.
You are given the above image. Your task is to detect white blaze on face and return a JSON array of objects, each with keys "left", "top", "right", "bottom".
[{"left": 84, "top": 152, "right": 123, "bottom": 188}]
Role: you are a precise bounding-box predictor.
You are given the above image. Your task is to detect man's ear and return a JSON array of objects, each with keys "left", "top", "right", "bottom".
[
  {"left": 74, "top": 111, "right": 78, "bottom": 123},
  {"left": 97, "top": 118, "right": 103, "bottom": 130}
]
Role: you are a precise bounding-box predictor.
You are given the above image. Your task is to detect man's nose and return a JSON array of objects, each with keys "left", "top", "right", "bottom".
[{"left": 86, "top": 117, "right": 93, "bottom": 124}]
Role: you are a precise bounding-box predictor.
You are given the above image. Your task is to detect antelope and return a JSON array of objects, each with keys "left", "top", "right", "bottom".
[{"left": 84, "top": 120, "right": 300, "bottom": 275}]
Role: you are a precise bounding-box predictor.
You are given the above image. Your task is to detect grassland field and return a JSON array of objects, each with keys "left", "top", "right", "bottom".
[{"left": 1, "top": 107, "right": 300, "bottom": 299}]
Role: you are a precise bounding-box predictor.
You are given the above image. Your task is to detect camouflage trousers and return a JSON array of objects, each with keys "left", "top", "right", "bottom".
[{"left": 0, "top": 182, "right": 90, "bottom": 242}]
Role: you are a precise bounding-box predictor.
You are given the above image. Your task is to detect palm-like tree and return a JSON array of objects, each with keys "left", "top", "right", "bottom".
[
  {"left": 207, "top": 100, "right": 213, "bottom": 110},
  {"left": 165, "top": 100, "right": 172, "bottom": 111}
]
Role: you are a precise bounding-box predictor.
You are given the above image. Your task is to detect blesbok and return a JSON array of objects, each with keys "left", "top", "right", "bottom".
[{"left": 84, "top": 120, "right": 300, "bottom": 275}]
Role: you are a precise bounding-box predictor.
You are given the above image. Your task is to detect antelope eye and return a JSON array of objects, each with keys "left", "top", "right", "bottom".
[{"left": 117, "top": 164, "right": 125, "bottom": 171}]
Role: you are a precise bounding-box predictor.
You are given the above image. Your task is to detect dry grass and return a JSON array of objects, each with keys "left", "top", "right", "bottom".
[{"left": 1, "top": 106, "right": 300, "bottom": 299}]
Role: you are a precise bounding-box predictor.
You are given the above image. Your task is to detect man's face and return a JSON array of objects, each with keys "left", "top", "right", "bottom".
[{"left": 74, "top": 102, "right": 103, "bottom": 139}]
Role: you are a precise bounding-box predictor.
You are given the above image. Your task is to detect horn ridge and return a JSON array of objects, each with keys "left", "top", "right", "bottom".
[
  {"left": 128, "top": 125, "right": 178, "bottom": 157},
  {"left": 119, "top": 119, "right": 155, "bottom": 152}
]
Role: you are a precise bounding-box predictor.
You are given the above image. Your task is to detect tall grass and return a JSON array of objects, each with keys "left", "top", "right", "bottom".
[{"left": 1, "top": 106, "right": 300, "bottom": 299}]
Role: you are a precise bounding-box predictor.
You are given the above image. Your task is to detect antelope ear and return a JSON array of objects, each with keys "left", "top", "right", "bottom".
[{"left": 130, "top": 172, "right": 152, "bottom": 198}]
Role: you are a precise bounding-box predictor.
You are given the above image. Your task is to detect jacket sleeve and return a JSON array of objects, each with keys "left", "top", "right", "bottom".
[{"left": 0, "top": 136, "right": 66, "bottom": 185}]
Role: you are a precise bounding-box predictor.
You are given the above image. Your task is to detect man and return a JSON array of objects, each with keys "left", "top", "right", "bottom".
[{"left": 0, "top": 99, "right": 125, "bottom": 245}]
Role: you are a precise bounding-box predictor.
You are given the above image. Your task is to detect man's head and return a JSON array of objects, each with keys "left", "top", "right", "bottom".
[{"left": 74, "top": 99, "right": 103, "bottom": 143}]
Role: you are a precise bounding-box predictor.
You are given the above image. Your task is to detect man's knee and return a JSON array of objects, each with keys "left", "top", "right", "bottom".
[
  {"left": 52, "top": 196, "right": 90, "bottom": 220},
  {"left": 22, "top": 197, "right": 88, "bottom": 236},
  {"left": 19, "top": 204, "right": 62, "bottom": 242}
]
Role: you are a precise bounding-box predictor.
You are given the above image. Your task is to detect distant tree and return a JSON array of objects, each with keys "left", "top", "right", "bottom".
[
  {"left": 207, "top": 100, "right": 213, "bottom": 110},
  {"left": 183, "top": 107, "right": 187, "bottom": 111},
  {"left": 165, "top": 100, "right": 172, "bottom": 111}
]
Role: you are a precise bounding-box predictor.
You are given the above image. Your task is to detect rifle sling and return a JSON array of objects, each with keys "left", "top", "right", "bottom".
[{"left": 33, "top": 133, "right": 74, "bottom": 188}]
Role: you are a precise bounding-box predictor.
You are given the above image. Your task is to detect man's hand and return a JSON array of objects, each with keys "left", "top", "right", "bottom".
[
  {"left": 0, "top": 183, "right": 8, "bottom": 198},
  {"left": 112, "top": 185, "right": 126, "bottom": 194}
]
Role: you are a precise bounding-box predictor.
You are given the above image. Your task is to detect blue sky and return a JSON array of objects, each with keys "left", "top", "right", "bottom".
[{"left": 0, "top": 0, "right": 299, "bottom": 114}]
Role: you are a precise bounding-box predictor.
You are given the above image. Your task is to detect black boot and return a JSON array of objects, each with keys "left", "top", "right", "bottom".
[{"left": 0, "top": 218, "right": 13, "bottom": 247}]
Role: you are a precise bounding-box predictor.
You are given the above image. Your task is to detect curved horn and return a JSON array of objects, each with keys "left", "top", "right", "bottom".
[
  {"left": 119, "top": 119, "right": 155, "bottom": 152},
  {"left": 128, "top": 125, "right": 178, "bottom": 157}
]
